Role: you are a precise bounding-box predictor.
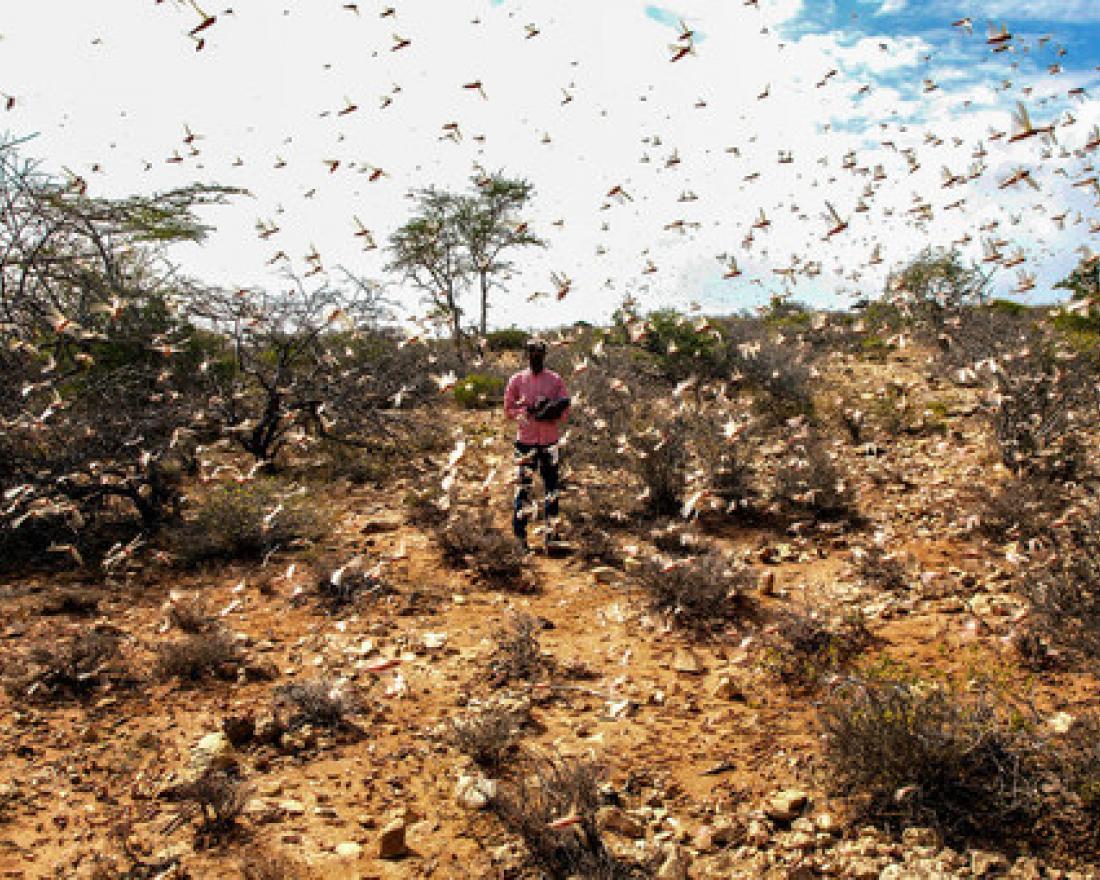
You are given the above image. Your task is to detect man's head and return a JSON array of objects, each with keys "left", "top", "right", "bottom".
[{"left": 526, "top": 337, "right": 547, "bottom": 373}]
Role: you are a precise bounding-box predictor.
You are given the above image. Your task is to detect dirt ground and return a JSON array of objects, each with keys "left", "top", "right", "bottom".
[{"left": 2, "top": 348, "right": 1098, "bottom": 880}]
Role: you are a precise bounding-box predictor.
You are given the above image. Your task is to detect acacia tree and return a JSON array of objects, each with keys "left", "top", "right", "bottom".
[
  {"left": 387, "top": 173, "right": 541, "bottom": 355},
  {"left": 885, "top": 247, "right": 992, "bottom": 333},
  {"left": 0, "top": 135, "right": 240, "bottom": 565},
  {"left": 387, "top": 188, "right": 469, "bottom": 358},
  {"left": 455, "top": 172, "right": 543, "bottom": 337},
  {"left": 1055, "top": 253, "right": 1100, "bottom": 309}
]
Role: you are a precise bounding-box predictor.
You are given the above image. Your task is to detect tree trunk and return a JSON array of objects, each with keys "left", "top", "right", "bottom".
[
  {"left": 445, "top": 286, "right": 466, "bottom": 368},
  {"left": 479, "top": 271, "right": 488, "bottom": 338}
]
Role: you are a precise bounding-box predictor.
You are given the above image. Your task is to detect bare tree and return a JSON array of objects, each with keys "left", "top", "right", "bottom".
[{"left": 185, "top": 269, "right": 424, "bottom": 468}]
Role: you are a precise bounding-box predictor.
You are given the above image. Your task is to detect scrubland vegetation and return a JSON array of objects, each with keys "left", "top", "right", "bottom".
[{"left": 3, "top": 134, "right": 1100, "bottom": 878}]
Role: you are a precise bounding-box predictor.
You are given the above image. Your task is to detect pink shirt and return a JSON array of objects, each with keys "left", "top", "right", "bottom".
[{"left": 504, "top": 368, "right": 569, "bottom": 445}]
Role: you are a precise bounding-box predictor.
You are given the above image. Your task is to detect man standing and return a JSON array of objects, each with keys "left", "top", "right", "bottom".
[{"left": 503, "top": 338, "right": 570, "bottom": 550}]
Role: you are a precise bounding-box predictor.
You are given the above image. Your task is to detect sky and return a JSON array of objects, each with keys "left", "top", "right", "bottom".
[{"left": 0, "top": 0, "right": 1098, "bottom": 331}]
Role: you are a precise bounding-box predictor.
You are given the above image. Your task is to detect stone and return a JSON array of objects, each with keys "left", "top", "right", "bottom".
[
  {"left": 970, "top": 850, "right": 1009, "bottom": 877},
  {"left": 254, "top": 712, "right": 284, "bottom": 745},
  {"left": 711, "top": 675, "right": 746, "bottom": 701},
  {"left": 813, "top": 812, "right": 839, "bottom": 835},
  {"left": 692, "top": 824, "right": 716, "bottom": 852},
  {"left": 591, "top": 566, "right": 619, "bottom": 585},
  {"left": 278, "top": 799, "right": 306, "bottom": 817},
  {"left": 362, "top": 515, "right": 402, "bottom": 535},
  {"left": 378, "top": 818, "right": 408, "bottom": 859},
  {"left": 281, "top": 726, "right": 317, "bottom": 753},
  {"left": 780, "top": 830, "right": 816, "bottom": 852},
  {"left": 455, "top": 774, "right": 497, "bottom": 810},
  {"left": 844, "top": 857, "right": 881, "bottom": 880},
  {"left": 190, "top": 731, "right": 237, "bottom": 774},
  {"left": 422, "top": 631, "right": 448, "bottom": 650},
  {"left": 334, "top": 841, "right": 362, "bottom": 860},
  {"left": 746, "top": 818, "right": 771, "bottom": 847},
  {"left": 1010, "top": 856, "right": 1042, "bottom": 879},
  {"left": 597, "top": 805, "right": 645, "bottom": 839},
  {"left": 222, "top": 714, "right": 255, "bottom": 748},
  {"left": 711, "top": 817, "right": 742, "bottom": 846},
  {"left": 901, "top": 826, "right": 939, "bottom": 848},
  {"left": 765, "top": 789, "right": 808, "bottom": 823},
  {"left": 656, "top": 845, "right": 690, "bottom": 880},
  {"left": 672, "top": 647, "right": 705, "bottom": 675},
  {"left": 759, "top": 570, "right": 776, "bottom": 596}
]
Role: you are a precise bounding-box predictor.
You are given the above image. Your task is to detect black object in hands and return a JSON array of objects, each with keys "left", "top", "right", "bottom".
[{"left": 529, "top": 396, "right": 570, "bottom": 421}]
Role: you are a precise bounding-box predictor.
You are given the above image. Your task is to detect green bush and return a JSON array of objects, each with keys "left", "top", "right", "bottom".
[
  {"left": 861, "top": 300, "right": 904, "bottom": 332},
  {"left": 859, "top": 334, "right": 891, "bottom": 358},
  {"left": 454, "top": 373, "right": 505, "bottom": 409},
  {"left": 486, "top": 328, "right": 530, "bottom": 351},
  {"left": 1051, "top": 310, "right": 1100, "bottom": 364},
  {"left": 169, "top": 479, "right": 324, "bottom": 566},
  {"left": 985, "top": 298, "right": 1031, "bottom": 318},
  {"left": 640, "top": 308, "right": 724, "bottom": 380}
]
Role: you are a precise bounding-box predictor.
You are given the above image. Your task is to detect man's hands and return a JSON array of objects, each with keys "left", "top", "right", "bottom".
[
  {"left": 526, "top": 396, "right": 549, "bottom": 417},
  {"left": 526, "top": 396, "right": 570, "bottom": 421}
]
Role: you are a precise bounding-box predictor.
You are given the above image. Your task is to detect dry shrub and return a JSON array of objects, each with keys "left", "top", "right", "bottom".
[
  {"left": 987, "top": 336, "right": 1096, "bottom": 482},
  {"left": 313, "top": 565, "right": 390, "bottom": 613},
  {"left": 155, "top": 629, "right": 241, "bottom": 682},
  {"left": 707, "top": 452, "right": 754, "bottom": 511},
  {"left": 854, "top": 546, "right": 909, "bottom": 593},
  {"left": 450, "top": 705, "right": 523, "bottom": 771},
  {"left": 735, "top": 343, "right": 814, "bottom": 426},
  {"left": 820, "top": 679, "right": 1044, "bottom": 845},
  {"left": 773, "top": 435, "right": 851, "bottom": 518},
  {"left": 569, "top": 514, "right": 620, "bottom": 567},
  {"left": 37, "top": 588, "right": 100, "bottom": 617},
  {"left": 1023, "top": 515, "right": 1100, "bottom": 663},
  {"left": 489, "top": 614, "right": 547, "bottom": 687},
  {"left": 1058, "top": 713, "right": 1100, "bottom": 847},
  {"left": 3, "top": 626, "right": 125, "bottom": 702},
  {"left": 239, "top": 846, "right": 309, "bottom": 880},
  {"left": 978, "top": 478, "right": 1064, "bottom": 544},
  {"left": 565, "top": 355, "right": 646, "bottom": 475},
  {"left": 163, "top": 769, "right": 250, "bottom": 840},
  {"left": 632, "top": 420, "right": 689, "bottom": 517},
  {"left": 439, "top": 508, "right": 532, "bottom": 590},
  {"left": 403, "top": 488, "right": 450, "bottom": 529},
  {"left": 635, "top": 551, "right": 753, "bottom": 632},
  {"left": 169, "top": 479, "right": 324, "bottom": 567},
  {"left": 274, "top": 679, "right": 360, "bottom": 729},
  {"left": 166, "top": 594, "right": 217, "bottom": 633},
  {"left": 649, "top": 519, "right": 713, "bottom": 557},
  {"left": 493, "top": 753, "right": 643, "bottom": 879},
  {"left": 1011, "top": 625, "right": 1058, "bottom": 672},
  {"left": 762, "top": 606, "right": 873, "bottom": 689}
]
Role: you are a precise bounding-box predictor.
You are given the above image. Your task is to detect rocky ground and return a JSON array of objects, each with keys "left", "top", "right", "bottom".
[{"left": 1, "top": 346, "right": 1098, "bottom": 880}]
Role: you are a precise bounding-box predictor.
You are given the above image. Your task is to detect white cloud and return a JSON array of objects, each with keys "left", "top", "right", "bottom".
[
  {"left": 940, "top": 0, "right": 1100, "bottom": 24},
  {"left": 876, "top": 0, "right": 908, "bottom": 15},
  {"left": 0, "top": 0, "right": 1095, "bottom": 328}
]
